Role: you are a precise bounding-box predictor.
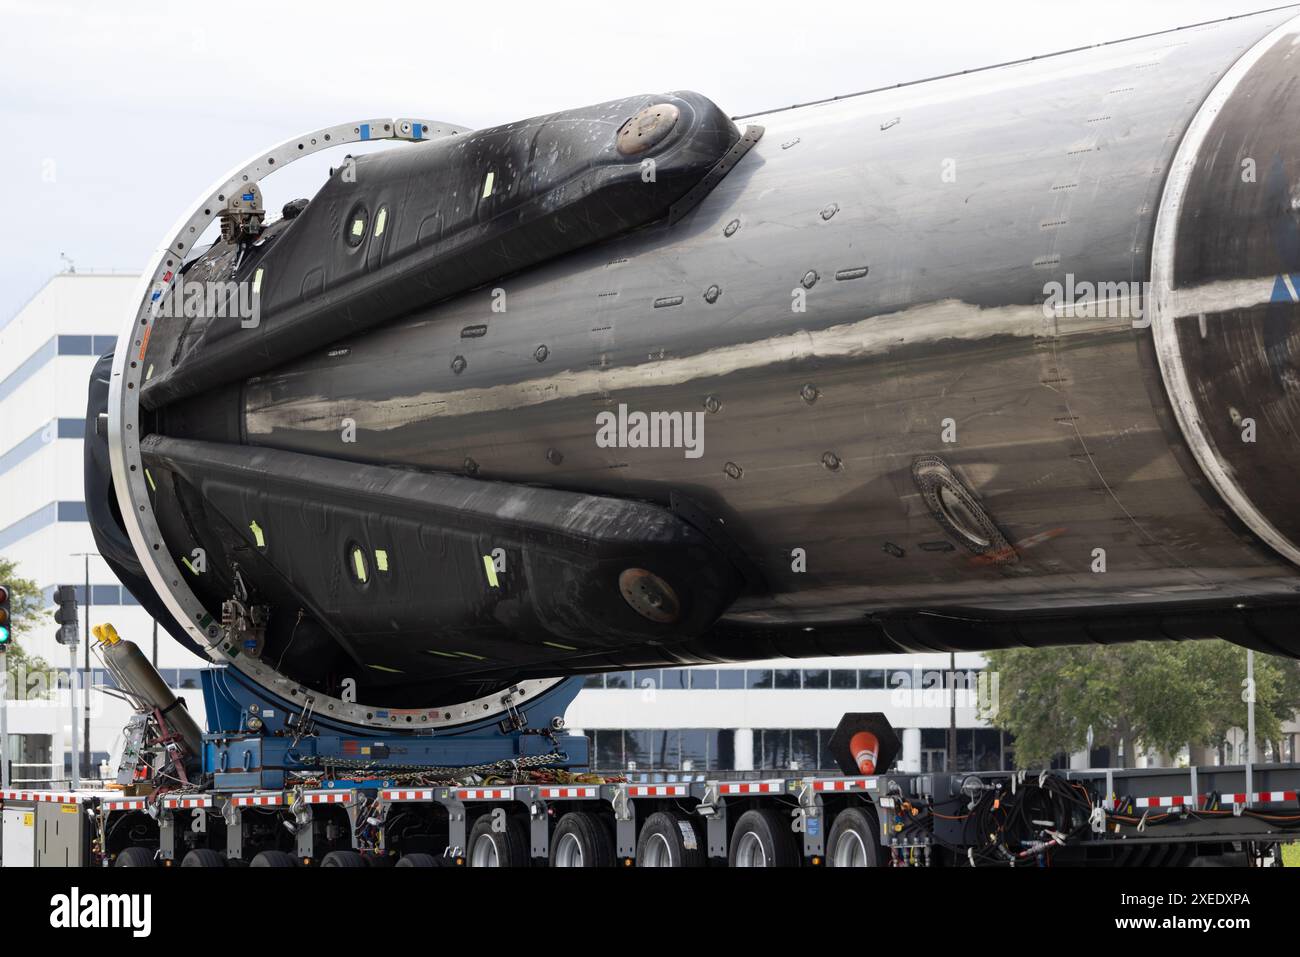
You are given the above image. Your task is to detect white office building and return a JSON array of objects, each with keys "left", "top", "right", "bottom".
[
  {"left": 1, "top": 272, "right": 1003, "bottom": 784},
  {"left": 565, "top": 652, "right": 1001, "bottom": 775},
  {"left": 1, "top": 272, "right": 209, "bottom": 786}
]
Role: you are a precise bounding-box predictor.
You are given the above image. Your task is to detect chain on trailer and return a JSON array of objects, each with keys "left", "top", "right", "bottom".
[{"left": 286, "top": 749, "right": 573, "bottom": 785}]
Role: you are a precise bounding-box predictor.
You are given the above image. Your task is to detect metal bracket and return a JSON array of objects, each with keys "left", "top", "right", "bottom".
[{"left": 667, "top": 124, "right": 764, "bottom": 225}]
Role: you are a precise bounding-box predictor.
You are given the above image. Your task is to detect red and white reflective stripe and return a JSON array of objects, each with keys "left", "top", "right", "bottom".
[
  {"left": 1216, "top": 791, "right": 1298, "bottom": 805},
  {"left": 1128, "top": 795, "right": 1196, "bottom": 809},
  {"left": 540, "top": 786, "right": 597, "bottom": 799},
  {"left": 231, "top": 794, "right": 284, "bottom": 807},
  {"left": 813, "top": 778, "right": 875, "bottom": 792},
  {"left": 102, "top": 798, "right": 147, "bottom": 811},
  {"left": 1, "top": 790, "right": 81, "bottom": 804},
  {"left": 1120, "top": 790, "right": 1300, "bottom": 810},
  {"left": 381, "top": 789, "right": 436, "bottom": 802},
  {"left": 719, "top": 781, "right": 783, "bottom": 795},
  {"left": 457, "top": 787, "right": 512, "bottom": 801},
  {"left": 1258, "top": 790, "right": 1299, "bottom": 803},
  {"left": 627, "top": 784, "right": 687, "bottom": 797},
  {"left": 305, "top": 791, "right": 353, "bottom": 804},
  {"left": 164, "top": 796, "right": 212, "bottom": 809}
]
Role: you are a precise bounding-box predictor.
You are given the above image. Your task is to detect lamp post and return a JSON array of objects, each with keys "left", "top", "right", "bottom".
[{"left": 70, "top": 552, "right": 100, "bottom": 779}]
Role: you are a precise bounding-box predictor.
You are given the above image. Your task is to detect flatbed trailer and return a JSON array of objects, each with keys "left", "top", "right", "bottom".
[{"left": 5, "top": 761, "right": 1299, "bottom": 868}]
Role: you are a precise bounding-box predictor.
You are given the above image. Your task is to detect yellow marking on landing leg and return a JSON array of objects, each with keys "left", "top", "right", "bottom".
[
  {"left": 249, "top": 520, "right": 265, "bottom": 548},
  {"left": 181, "top": 556, "right": 197, "bottom": 575},
  {"left": 369, "top": 664, "right": 403, "bottom": 674},
  {"left": 375, "top": 549, "right": 389, "bottom": 572},
  {"left": 543, "top": 641, "right": 577, "bottom": 651},
  {"left": 483, "top": 555, "right": 499, "bottom": 587}
]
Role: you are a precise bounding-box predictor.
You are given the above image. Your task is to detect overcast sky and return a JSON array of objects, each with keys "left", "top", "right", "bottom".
[{"left": 0, "top": 0, "right": 1287, "bottom": 319}]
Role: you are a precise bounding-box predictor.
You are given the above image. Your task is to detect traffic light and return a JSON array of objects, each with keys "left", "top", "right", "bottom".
[
  {"left": 0, "top": 584, "right": 10, "bottom": 650},
  {"left": 53, "top": 585, "right": 78, "bottom": 645}
]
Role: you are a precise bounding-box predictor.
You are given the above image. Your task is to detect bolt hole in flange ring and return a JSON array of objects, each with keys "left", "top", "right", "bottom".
[{"left": 108, "top": 117, "right": 571, "bottom": 731}]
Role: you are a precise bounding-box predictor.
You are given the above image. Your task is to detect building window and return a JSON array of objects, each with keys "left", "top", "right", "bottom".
[
  {"left": 688, "top": 670, "right": 717, "bottom": 690},
  {"left": 791, "top": 729, "right": 819, "bottom": 769},
  {"left": 859, "top": 669, "right": 886, "bottom": 689},
  {"left": 624, "top": 729, "right": 655, "bottom": 770},
  {"left": 717, "top": 669, "right": 745, "bottom": 689},
  {"left": 57, "top": 501, "right": 87, "bottom": 522},
  {"left": 595, "top": 730, "right": 623, "bottom": 769},
  {"left": 973, "top": 728, "right": 1005, "bottom": 771},
  {"left": 57, "top": 335, "right": 94, "bottom": 355},
  {"left": 90, "top": 584, "right": 119, "bottom": 605},
  {"left": 759, "top": 729, "right": 790, "bottom": 769}
]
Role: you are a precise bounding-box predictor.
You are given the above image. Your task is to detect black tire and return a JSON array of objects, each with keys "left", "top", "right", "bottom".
[
  {"left": 826, "top": 807, "right": 883, "bottom": 867},
  {"left": 114, "top": 846, "right": 157, "bottom": 867},
  {"left": 320, "top": 850, "right": 368, "bottom": 868},
  {"left": 636, "top": 811, "right": 705, "bottom": 867},
  {"left": 550, "top": 811, "right": 616, "bottom": 867},
  {"left": 396, "top": 852, "right": 439, "bottom": 867},
  {"left": 728, "top": 808, "right": 801, "bottom": 867},
  {"left": 180, "top": 848, "right": 226, "bottom": 867},
  {"left": 467, "top": 813, "right": 531, "bottom": 867},
  {"left": 249, "top": 850, "right": 298, "bottom": 868}
]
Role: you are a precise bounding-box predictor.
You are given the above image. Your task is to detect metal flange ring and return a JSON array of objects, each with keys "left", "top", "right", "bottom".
[{"left": 107, "top": 117, "right": 571, "bottom": 731}]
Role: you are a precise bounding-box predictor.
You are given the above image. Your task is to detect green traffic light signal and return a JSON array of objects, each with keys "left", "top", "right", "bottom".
[{"left": 0, "top": 623, "right": 9, "bottom": 645}]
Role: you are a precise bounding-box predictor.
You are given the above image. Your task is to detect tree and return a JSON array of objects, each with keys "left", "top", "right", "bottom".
[
  {"left": 1, "top": 555, "right": 52, "bottom": 700},
  {"left": 1183, "top": 642, "right": 1299, "bottom": 761},
  {"left": 983, "top": 640, "right": 1300, "bottom": 769}
]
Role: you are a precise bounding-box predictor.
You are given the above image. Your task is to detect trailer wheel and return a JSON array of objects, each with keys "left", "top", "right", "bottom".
[
  {"left": 635, "top": 811, "right": 704, "bottom": 867},
  {"left": 396, "top": 852, "right": 440, "bottom": 867},
  {"left": 728, "top": 809, "right": 800, "bottom": 867},
  {"left": 114, "top": 846, "right": 157, "bottom": 867},
  {"left": 826, "top": 807, "right": 882, "bottom": 867},
  {"left": 550, "top": 811, "right": 616, "bottom": 867},
  {"left": 249, "top": 850, "right": 298, "bottom": 868},
  {"left": 181, "top": 848, "right": 226, "bottom": 867},
  {"left": 320, "top": 850, "right": 368, "bottom": 867},
  {"left": 467, "top": 814, "right": 530, "bottom": 867}
]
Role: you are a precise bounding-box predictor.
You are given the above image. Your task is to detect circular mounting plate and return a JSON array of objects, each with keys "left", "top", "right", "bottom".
[{"left": 108, "top": 117, "right": 572, "bottom": 731}]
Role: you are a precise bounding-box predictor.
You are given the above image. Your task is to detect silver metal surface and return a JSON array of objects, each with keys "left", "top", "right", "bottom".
[
  {"left": 245, "top": 11, "right": 1300, "bottom": 625},
  {"left": 114, "top": 9, "right": 1300, "bottom": 712}
]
